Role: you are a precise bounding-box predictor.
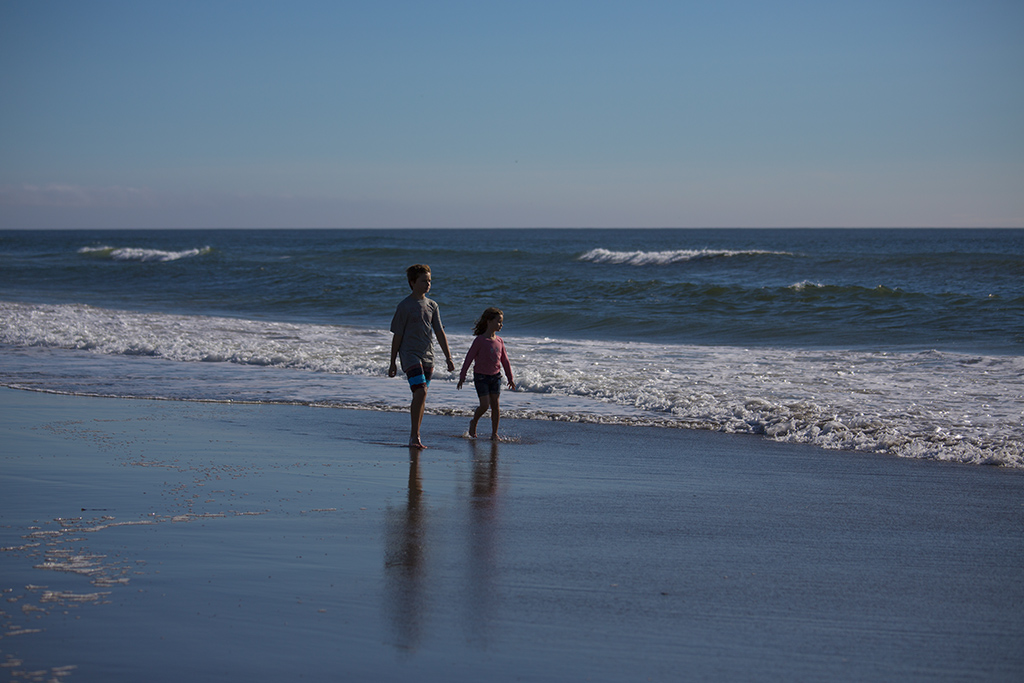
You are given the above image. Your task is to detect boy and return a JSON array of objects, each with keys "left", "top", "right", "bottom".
[{"left": 388, "top": 264, "right": 455, "bottom": 449}]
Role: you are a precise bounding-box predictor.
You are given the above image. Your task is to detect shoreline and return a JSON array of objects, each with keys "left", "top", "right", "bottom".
[
  {"left": 2, "top": 387, "right": 1023, "bottom": 682},
  {"left": 4, "top": 360, "right": 1022, "bottom": 471}
]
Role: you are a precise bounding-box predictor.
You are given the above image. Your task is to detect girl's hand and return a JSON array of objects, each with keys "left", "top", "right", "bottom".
[{"left": 507, "top": 379, "right": 516, "bottom": 391}]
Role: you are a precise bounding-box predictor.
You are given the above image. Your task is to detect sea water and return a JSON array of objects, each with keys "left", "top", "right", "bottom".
[{"left": 1, "top": 228, "right": 1021, "bottom": 466}]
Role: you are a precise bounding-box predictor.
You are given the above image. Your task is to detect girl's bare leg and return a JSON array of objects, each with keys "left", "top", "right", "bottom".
[
  {"left": 469, "top": 394, "right": 489, "bottom": 437},
  {"left": 489, "top": 394, "right": 501, "bottom": 440}
]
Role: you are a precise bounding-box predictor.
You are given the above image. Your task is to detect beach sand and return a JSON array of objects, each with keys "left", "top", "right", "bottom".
[{"left": 2, "top": 387, "right": 1022, "bottom": 682}]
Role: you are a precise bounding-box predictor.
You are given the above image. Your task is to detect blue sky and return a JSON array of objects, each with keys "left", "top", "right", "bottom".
[{"left": 1, "top": 0, "right": 1021, "bottom": 228}]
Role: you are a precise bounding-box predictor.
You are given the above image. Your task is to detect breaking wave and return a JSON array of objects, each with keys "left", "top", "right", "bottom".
[
  {"left": 2, "top": 300, "right": 1021, "bottom": 468},
  {"left": 578, "top": 248, "right": 793, "bottom": 265}
]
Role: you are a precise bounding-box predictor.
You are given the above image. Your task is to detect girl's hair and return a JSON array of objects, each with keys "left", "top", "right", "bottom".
[{"left": 473, "top": 307, "right": 503, "bottom": 336}]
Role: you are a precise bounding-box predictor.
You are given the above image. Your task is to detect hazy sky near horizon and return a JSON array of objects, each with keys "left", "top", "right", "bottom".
[{"left": 1, "top": 0, "right": 1022, "bottom": 229}]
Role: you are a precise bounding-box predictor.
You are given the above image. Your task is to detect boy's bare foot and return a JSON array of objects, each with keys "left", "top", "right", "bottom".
[
  {"left": 409, "top": 439, "right": 426, "bottom": 449},
  {"left": 468, "top": 419, "right": 478, "bottom": 438}
]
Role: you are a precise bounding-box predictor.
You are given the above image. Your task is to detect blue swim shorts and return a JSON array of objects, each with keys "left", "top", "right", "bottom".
[
  {"left": 405, "top": 363, "right": 433, "bottom": 391},
  {"left": 473, "top": 372, "right": 502, "bottom": 397}
]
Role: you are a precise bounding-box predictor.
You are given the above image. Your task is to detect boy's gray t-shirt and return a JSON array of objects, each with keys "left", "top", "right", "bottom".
[{"left": 390, "top": 295, "right": 445, "bottom": 370}]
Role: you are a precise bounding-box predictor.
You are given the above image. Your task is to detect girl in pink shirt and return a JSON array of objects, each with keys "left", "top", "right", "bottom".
[{"left": 457, "top": 307, "right": 516, "bottom": 440}]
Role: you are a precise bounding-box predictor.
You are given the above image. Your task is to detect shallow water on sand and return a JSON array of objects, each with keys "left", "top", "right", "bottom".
[{"left": 3, "top": 390, "right": 1023, "bottom": 682}]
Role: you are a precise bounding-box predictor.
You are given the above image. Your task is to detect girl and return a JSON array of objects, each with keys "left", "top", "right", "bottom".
[{"left": 457, "top": 307, "right": 516, "bottom": 440}]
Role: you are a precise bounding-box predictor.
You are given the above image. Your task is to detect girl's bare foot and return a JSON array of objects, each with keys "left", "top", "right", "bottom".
[{"left": 468, "top": 418, "right": 478, "bottom": 438}]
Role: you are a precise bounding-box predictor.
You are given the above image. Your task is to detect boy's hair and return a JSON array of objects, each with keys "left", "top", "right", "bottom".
[
  {"left": 473, "top": 307, "right": 503, "bottom": 336},
  {"left": 406, "top": 264, "right": 431, "bottom": 288}
]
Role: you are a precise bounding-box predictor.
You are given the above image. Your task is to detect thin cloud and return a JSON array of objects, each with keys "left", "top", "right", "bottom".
[{"left": 0, "top": 184, "right": 156, "bottom": 208}]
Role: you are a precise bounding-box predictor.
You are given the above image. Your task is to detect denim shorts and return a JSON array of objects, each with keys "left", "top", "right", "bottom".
[{"left": 473, "top": 372, "right": 502, "bottom": 396}]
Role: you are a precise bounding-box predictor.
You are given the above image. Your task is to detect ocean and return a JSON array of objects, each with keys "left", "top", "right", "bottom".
[{"left": 1, "top": 228, "right": 1021, "bottom": 467}]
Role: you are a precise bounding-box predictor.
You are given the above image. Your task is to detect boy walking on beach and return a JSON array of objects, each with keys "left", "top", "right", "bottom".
[{"left": 388, "top": 264, "right": 455, "bottom": 449}]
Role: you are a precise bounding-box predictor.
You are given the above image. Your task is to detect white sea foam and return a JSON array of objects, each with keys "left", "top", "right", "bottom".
[
  {"left": 78, "top": 245, "right": 212, "bottom": 262},
  {"left": 578, "top": 248, "right": 792, "bottom": 265},
  {"left": 1, "top": 300, "right": 1021, "bottom": 467},
  {"left": 0, "top": 300, "right": 391, "bottom": 376}
]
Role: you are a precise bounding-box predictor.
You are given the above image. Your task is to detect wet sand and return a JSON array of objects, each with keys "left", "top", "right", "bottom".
[{"left": 2, "top": 387, "right": 1023, "bottom": 682}]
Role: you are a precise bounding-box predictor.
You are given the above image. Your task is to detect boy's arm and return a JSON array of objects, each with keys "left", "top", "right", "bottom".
[
  {"left": 430, "top": 304, "right": 455, "bottom": 372},
  {"left": 388, "top": 303, "right": 405, "bottom": 378},
  {"left": 436, "top": 327, "right": 455, "bottom": 372},
  {"left": 388, "top": 334, "right": 402, "bottom": 377}
]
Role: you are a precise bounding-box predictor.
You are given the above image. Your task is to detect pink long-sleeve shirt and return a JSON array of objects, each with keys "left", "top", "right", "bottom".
[{"left": 459, "top": 335, "right": 513, "bottom": 383}]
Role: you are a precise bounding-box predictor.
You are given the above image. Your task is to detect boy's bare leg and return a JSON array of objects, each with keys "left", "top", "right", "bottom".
[
  {"left": 410, "top": 386, "right": 427, "bottom": 448},
  {"left": 489, "top": 394, "right": 501, "bottom": 440},
  {"left": 469, "top": 395, "right": 488, "bottom": 438}
]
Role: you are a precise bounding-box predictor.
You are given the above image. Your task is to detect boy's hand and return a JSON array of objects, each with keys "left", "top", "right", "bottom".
[
  {"left": 508, "top": 379, "right": 516, "bottom": 391},
  {"left": 388, "top": 362, "right": 397, "bottom": 378},
  {"left": 457, "top": 379, "right": 464, "bottom": 390},
  {"left": 446, "top": 358, "right": 455, "bottom": 372}
]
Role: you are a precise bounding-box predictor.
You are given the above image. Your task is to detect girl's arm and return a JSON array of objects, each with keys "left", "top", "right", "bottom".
[
  {"left": 457, "top": 336, "right": 481, "bottom": 387},
  {"left": 499, "top": 340, "right": 515, "bottom": 389}
]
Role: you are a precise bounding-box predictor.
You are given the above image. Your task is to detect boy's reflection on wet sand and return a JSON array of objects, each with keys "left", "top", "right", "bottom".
[
  {"left": 383, "top": 449, "right": 427, "bottom": 651},
  {"left": 382, "top": 441, "right": 502, "bottom": 652}
]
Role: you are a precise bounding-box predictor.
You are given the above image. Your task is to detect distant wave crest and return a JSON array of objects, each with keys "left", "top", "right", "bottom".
[
  {"left": 79, "top": 245, "right": 212, "bottom": 262},
  {"left": 578, "top": 247, "right": 792, "bottom": 265}
]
